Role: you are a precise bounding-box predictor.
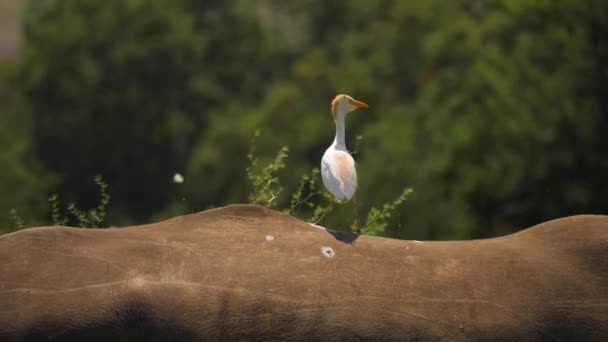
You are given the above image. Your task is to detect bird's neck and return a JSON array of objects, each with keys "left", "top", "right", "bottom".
[{"left": 332, "top": 111, "right": 347, "bottom": 150}]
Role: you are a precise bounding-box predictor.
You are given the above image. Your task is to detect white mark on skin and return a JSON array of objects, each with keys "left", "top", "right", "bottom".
[
  {"left": 321, "top": 247, "right": 335, "bottom": 258},
  {"left": 413, "top": 240, "right": 424, "bottom": 244},
  {"left": 265, "top": 235, "right": 274, "bottom": 241}
]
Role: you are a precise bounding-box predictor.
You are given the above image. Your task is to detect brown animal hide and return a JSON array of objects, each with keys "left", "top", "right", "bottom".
[{"left": 1, "top": 205, "right": 607, "bottom": 341}]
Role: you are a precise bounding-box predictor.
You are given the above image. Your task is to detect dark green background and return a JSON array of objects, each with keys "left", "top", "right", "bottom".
[{"left": 1, "top": 0, "right": 607, "bottom": 239}]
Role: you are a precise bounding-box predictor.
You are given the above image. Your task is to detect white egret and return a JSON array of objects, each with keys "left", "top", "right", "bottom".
[{"left": 317, "top": 94, "right": 368, "bottom": 224}]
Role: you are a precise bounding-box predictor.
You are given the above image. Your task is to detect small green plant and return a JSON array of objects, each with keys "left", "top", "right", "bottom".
[
  {"left": 285, "top": 168, "right": 323, "bottom": 213},
  {"left": 247, "top": 131, "right": 289, "bottom": 208},
  {"left": 92, "top": 174, "right": 110, "bottom": 226},
  {"left": 282, "top": 167, "right": 335, "bottom": 223},
  {"left": 66, "top": 202, "right": 90, "bottom": 227},
  {"left": 9, "top": 209, "right": 25, "bottom": 229},
  {"left": 49, "top": 194, "right": 68, "bottom": 226},
  {"left": 355, "top": 188, "right": 414, "bottom": 236},
  {"left": 48, "top": 174, "right": 111, "bottom": 228},
  {"left": 307, "top": 191, "right": 333, "bottom": 223}
]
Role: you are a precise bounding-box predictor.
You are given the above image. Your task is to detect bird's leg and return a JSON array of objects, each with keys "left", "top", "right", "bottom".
[
  {"left": 314, "top": 196, "right": 335, "bottom": 225},
  {"left": 352, "top": 196, "right": 361, "bottom": 234}
]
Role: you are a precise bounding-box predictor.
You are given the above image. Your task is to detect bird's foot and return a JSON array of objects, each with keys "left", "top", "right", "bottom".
[{"left": 309, "top": 222, "right": 325, "bottom": 230}]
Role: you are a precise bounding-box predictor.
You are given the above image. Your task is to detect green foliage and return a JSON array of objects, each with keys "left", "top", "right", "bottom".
[
  {"left": 286, "top": 168, "right": 323, "bottom": 212},
  {"left": 66, "top": 202, "right": 90, "bottom": 228},
  {"left": 308, "top": 192, "right": 334, "bottom": 225},
  {"left": 18, "top": 0, "right": 282, "bottom": 223},
  {"left": 247, "top": 131, "right": 289, "bottom": 208},
  {"left": 9, "top": 209, "right": 25, "bottom": 230},
  {"left": 356, "top": 188, "right": 414, "bottom": 236},
  {"left": 0, "top": 59, "right": 54, "bottom": 234},
  {"left": 49, "top": 194, "right": 67, "bottom": 226},
  {"left": 92, "top": 174, "right": 111, "bottom": 226},
  {"left": 283, "top": 167, "right": 335, "bottom": 225},
  {"left": 48, "top": 175, "right": 110, "bottom": 228}
]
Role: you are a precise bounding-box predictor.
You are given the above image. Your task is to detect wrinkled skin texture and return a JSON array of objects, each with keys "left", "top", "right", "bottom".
[{"left": 1, "top": 205, "right": 607, "bottom": 341}]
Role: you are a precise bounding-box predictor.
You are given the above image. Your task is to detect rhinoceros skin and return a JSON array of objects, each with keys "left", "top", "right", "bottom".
[{"left": 1, "top": 205, "right": 607, "bottom": 341}]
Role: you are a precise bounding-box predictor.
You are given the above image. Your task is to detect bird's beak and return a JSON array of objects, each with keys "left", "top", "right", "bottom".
[{"left": 350, "top": 99, "right": 369, "bottom": 109}]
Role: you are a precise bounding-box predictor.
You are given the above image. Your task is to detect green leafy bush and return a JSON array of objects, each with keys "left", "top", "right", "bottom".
[
  {"left": 31, "top": 175, "right": 110, "bottom": 228},
  {"left": 246, "top": 131, "right": 289, "bottom": 209}
]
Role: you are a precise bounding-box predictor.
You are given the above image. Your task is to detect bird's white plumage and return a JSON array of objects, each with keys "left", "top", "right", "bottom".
[{"left": 321, "top": 147, "right": 357, "bottom": 201}]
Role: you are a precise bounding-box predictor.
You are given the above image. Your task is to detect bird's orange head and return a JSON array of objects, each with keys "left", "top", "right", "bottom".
[{"left": 331, "top": 94, "right": 369, "bottom": 121}]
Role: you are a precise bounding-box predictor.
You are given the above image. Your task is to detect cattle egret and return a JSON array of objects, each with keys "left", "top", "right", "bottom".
[{"left": 317, "top": 94, "right": 368, "bottom": 224}]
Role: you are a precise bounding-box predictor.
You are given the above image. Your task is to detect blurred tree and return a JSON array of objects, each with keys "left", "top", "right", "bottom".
[
  {"left": 19, "top": 0, "right": 280, "bottom": 224},
  {"left": 358, "top": 0, "right": 608, "bottom": 238},
  {"left": 0, "top": 60, "right": 53, "bottom": 233}
]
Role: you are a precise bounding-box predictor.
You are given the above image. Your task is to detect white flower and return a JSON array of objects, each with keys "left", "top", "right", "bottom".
[{"left": 173, "top": 173, "right": 184, "bottom": 184}]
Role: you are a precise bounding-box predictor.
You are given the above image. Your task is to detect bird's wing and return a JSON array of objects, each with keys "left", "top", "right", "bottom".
[{"left": 323, "top": 151, "right": 357, "bottom": 199}]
